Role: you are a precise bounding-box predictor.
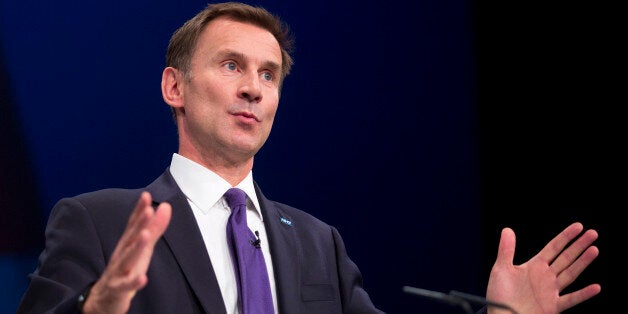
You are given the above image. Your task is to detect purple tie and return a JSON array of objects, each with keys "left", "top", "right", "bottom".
[{"left": 224, "top": 188, "right": 274, "bottom": 314}]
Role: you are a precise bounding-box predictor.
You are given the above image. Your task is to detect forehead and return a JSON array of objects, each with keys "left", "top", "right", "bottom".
[{"left": 194, "top": 17, "right": 282, "bottom": 66}]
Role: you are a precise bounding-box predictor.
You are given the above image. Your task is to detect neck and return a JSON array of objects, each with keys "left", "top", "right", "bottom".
[{"left": 177, "top": 150, "right": 254, "bottom": 187}]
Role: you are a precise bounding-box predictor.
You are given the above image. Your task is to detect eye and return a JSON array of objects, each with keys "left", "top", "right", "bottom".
[
  {"left": 224, "top": 61, "right": 237, "bottom": 71},
  {"left": 261, "top": 72, "right": 273, "bottom": 82}
]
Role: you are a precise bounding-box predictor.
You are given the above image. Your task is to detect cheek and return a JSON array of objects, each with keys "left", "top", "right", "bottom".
[
  {"left": 263, "top": 105, "right": 278, "bottom": 130},
  {"left": 264, "top": 92, "right": 280, "bottom": 118},
  {"left": 259, "top": 104, "right": 277, "bottom": 136},
  {"left": 267, "top": 102, "right": 278, "bottom": 118}
]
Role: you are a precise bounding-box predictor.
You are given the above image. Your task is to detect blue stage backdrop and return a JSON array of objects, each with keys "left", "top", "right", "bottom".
[{"left": 1, "top": 1, "right": 483, "bottom": 313}]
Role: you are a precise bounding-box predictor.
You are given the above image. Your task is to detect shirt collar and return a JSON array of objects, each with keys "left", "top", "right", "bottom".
[{"left": 168, "top": 153, "right": 263, "bottom": 220}]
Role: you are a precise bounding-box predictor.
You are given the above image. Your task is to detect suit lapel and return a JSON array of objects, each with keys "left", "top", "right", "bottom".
[
  {"left": 255, "top": 184, "right": 301, "bottom": 313},
  {"left": 148, "top": 170, "right": 227, "bottom": 314}
]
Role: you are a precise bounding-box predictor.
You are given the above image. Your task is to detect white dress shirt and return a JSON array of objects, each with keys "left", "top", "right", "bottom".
[{"left": 168, "top": 153, "right": 278, "bottom": 314}]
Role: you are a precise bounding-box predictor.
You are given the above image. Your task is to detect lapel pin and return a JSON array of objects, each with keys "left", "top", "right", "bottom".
[{"left": 280, "top": 217, "right": 293, "bottom": 226}]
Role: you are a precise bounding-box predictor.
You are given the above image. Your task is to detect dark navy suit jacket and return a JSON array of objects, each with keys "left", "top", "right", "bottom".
[{"left": 18, "top": 169, "right": 383, "bottom": 313}]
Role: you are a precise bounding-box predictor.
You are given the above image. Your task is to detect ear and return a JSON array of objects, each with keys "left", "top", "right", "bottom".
[{"left": 161, "top": 67, "right": 184, "bottom": 109}]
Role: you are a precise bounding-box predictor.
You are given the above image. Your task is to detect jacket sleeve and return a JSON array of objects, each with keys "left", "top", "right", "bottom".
[{"left": 17, "top": 197, "right": 107, "bottom": 314}]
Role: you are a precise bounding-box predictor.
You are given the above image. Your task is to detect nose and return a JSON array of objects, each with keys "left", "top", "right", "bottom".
[{"left": 238, "top": 71, "right": 262, "bottom": 103}]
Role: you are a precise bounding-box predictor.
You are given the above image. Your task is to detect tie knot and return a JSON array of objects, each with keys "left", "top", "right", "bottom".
[{"left": 224, "top": 188, "right": 247, "bottom": 209}]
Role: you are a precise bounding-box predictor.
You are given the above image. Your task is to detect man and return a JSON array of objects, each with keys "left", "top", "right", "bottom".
[{"left": 17, "top": 2, "right": 600, "bottom": 313}]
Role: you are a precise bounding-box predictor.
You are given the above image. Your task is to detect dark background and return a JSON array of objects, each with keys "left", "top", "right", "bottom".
[
  {"left": 1, "top": 0, "right": 619, "bottom": 313},
  {"left": 475, "top": 2, "right": 620, "bottom": 314}
]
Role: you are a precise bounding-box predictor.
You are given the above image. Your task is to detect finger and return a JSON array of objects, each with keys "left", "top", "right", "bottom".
[
  {"left": 536, "top": 222, "right": 584, "bottom": 264},
  {"left": 557, "top": 283, "right": 602, "bottom": 312},
  {"left": 551, "top": 228, "right": 598, "bottom": 275},
  {"left": 107, "top": 225, "right": 153, "bottom": 279},
  {"left": 146, "top": 202, "right": 172, "bottom": 242},
  {"left": 90, "top": 230, "right": 153, "bottom": 310},
  {"left": 116, "top": 231, "right": 154, "bottom": 289},
  {"left": 495, "top": 227, "right": 516, "bottom": 267},
  {"left": 110, "top": 192, "right": 154, "bottom": 261},
  {"left": 124, "top": 192, "right": 155, "bottom": 235},
  {"left": 112, "top": 202, "right": 172, "bottom": 279},
  {"left": 115, "top": 193, "right": 152, "bottom": 250},
  {"left": 557, "top": 245, "right": 599, "bottom": 290}
]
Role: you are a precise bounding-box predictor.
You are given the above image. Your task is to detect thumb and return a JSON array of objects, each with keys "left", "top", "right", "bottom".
[{"left": 495, "top": 227, "right": 516, "bottom": 266}]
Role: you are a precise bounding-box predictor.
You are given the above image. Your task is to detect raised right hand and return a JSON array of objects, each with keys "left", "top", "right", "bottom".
[{"left": 82, "top": 191, "right": 172, "bottom": 314}]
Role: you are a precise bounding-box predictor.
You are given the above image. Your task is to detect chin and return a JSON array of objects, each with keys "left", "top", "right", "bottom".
[{"left": 232, "top": 142, "right": 262, "bottom": 157}]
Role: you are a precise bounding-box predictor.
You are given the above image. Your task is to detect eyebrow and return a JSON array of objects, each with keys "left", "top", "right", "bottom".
[{"left": 219, "top": 49, "right": 281, "bottom": 74}]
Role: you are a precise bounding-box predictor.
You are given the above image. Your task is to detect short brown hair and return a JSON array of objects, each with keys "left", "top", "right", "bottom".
[{"left": 166, "top": 2, "right": 294, "bottom": 83}]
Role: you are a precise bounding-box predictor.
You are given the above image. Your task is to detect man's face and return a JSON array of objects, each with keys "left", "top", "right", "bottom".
[{"left": 177, "top": 17, "right": 282, "bottom": 164}]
